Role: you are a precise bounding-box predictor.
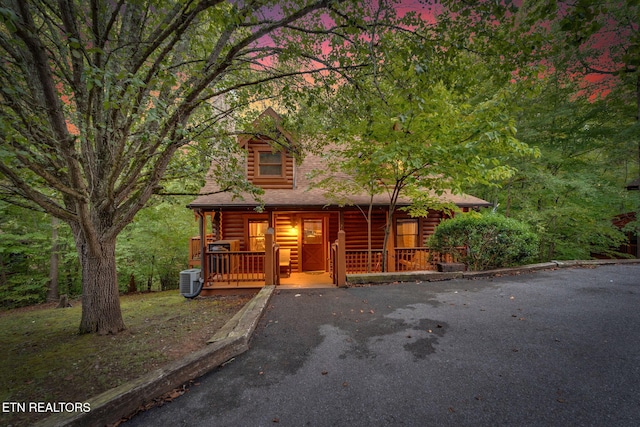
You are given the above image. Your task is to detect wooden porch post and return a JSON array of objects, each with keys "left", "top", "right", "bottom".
[
  {"left": 198, "top": 211, "right": 206, "bottom": 282},
  {"left": 337, "top": 230, "right": 346, "bottom": 287},
  {"left": 265, "top": 227, "right": 275, "bottom": 286}
]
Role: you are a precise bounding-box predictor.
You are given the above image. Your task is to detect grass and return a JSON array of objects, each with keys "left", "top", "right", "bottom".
[{"left": 0, "top": 290, "right": 252, "bottom": 426}]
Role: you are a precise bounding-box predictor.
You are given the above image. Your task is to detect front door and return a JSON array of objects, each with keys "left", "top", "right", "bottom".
[{"left": 301, "top": 218, "right": 325, "bottom": 271}]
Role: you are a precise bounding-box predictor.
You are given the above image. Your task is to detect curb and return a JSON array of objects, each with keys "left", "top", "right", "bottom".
[
  {"left": 34, "top": 286, "right": 275, "bottom": 427},
  {"left": 347, "top": 271, "right": 464, "bottom": 284},
  {"left": 347, "top": 259, "right": 640, "bottom": 285}
]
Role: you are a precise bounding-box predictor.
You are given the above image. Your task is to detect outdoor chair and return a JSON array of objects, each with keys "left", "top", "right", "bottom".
[
  {"left": 279, "top": 248, "right": 291, "bottom": 277},
  {"left": 398, "top": 250, "right": 431, "bottom": 271}
]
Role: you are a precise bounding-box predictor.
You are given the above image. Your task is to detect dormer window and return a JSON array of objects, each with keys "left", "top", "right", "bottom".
[{"left": 256, "top": 150, "right": 284, "bottom": 177}]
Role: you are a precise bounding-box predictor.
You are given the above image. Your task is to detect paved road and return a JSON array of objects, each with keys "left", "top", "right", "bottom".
[{"left": 126, "top": 265, "right": 640, "bottom": 426}]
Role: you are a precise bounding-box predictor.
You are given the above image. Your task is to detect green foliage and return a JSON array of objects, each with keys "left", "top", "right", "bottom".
[
  {"left": 0, "top": 197, "right": 198, "bottom": 306},
  {"left": 470, "top": 67, "right": 634, "bottom": 260},
  {"left": 428, "top": 213, "right": 539, "bottom": 271},
  {"left": 1, "top": 0, "right": 394, "bottom": 332},
  {"left": 0, "top": 203, "right": 80, "bottom": 308},
  {"left": 313, "top": 49, "right": 537, "bottom": 194},
  {"left": 447, "top": 0, "right": 639, "bottom": 261},
  {"left": 116, "top": 198, "right": 198, "bottom": 293},
  {"left": 295, "top": 5, "right": 538, "bottom": 270}
]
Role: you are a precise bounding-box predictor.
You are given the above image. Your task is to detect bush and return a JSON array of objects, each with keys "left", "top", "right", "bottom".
[{"left": 428, "top": 213, "right": 539, "bottom": 271}]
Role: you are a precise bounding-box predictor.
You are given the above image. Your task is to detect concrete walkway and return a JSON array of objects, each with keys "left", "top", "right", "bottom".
[{"left": 279, "top": 272, "right": 334, "bottom": 288}]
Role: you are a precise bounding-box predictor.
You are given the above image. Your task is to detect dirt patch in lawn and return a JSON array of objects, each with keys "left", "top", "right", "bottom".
[{"left": 0, "top": 290, "right": 253, "bottom": 426}]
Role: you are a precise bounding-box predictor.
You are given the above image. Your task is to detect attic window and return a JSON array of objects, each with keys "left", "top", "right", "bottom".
[{"left": 257, "top": 151, "right": 284, "bottom": 177}]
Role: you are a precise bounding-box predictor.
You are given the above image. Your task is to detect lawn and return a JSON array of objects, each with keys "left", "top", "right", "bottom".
[{"left": 0, "top": 291, "right": 252, "bottom": 426}]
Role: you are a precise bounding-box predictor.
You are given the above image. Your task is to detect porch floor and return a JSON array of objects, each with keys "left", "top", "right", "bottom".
[{"left": 278, "top": 271, "right": 335, "bottom": 289}]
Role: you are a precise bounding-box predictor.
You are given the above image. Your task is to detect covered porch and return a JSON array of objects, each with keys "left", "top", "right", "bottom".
[
  {"left": 196, "top": 272, "right": 334, "bottom": 295},
  {"left": 188, "top": 227, "right": 465, "bottom": 293}
]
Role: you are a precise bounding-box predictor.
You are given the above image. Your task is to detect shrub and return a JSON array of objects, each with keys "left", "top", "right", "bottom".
[{"left": 428, "top": 213, "right": 539, "bottom": 271}]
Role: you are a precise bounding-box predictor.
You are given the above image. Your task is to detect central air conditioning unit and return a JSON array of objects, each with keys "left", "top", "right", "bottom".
[{"left": 180, "top": 268, "right": 202, "bottom": 298}]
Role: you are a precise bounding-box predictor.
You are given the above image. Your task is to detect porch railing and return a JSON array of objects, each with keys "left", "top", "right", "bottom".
[
  {"left": 189, "top": 235, "right": 214, "bottom": 268},
  {"left": 193, "top": 231, "right": 465, "bottom": 288},
  {"left": 205, "top": 250, "right": 265, "bottom": 286},
  {"left": 344, "top": 250, "right": 384, "bottom": 274},
  {"left": 340, "top": 247, "right": 466, "bottom": 274},
  {"left": 394, "top": 247, "right": 465, "bottom": 271}
]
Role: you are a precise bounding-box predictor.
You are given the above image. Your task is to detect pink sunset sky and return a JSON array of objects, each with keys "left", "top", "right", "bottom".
[{"left": 250, "top": 0, "right": 630, "bottom": 96}]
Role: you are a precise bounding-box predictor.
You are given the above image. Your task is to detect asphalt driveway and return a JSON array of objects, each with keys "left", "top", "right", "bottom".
[{"left": 125, "top": 264, "right": 640, "bottom": 426}]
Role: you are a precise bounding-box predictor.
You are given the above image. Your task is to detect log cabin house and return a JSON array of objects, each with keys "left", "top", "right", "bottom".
[{"left": 187, "top": 108, "right": 492, "bottom": 293}]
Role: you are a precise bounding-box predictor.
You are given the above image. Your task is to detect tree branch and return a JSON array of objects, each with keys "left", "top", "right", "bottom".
[
  {"left": 153, "top": 188, "right": 232, "bottom": 196},
  {"left": 0, "top": 161, "right": 76, "bottom": 222}
]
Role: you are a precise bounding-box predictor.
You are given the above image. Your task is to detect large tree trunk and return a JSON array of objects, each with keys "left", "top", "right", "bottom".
[{"left": 73, "top": 227, "right": 126, "bottom": 335}]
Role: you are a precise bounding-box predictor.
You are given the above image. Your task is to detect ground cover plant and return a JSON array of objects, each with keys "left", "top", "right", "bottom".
[{"left": 0, "top": 291, "right": 252, "bottom": 426}]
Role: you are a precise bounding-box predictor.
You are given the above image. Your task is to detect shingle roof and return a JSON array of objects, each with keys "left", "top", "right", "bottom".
[{"left": 187, "top": 150, "right": 492, "bottom": 210}]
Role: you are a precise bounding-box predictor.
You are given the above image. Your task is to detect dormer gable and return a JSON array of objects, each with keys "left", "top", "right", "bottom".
[{"left": 238, "top": 108, "right": 297, "bottom": 189}]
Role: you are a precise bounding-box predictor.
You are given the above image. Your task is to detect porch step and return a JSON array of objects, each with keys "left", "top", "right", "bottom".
[{"left": 437, "top": 262, "right": 466, "bottom": 272}]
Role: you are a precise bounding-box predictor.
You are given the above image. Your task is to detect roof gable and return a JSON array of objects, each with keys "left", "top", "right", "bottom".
[{"left": 238, "top": 107, "right": 297, "bottom": 153}]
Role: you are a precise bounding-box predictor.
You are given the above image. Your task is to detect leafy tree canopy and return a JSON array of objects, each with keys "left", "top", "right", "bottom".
[
  {"left": 0, "top": 0, "right": 400, "bottom": 333},
  {"left": 297, "top": 4, "right": 539, "bottom": 268}
]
